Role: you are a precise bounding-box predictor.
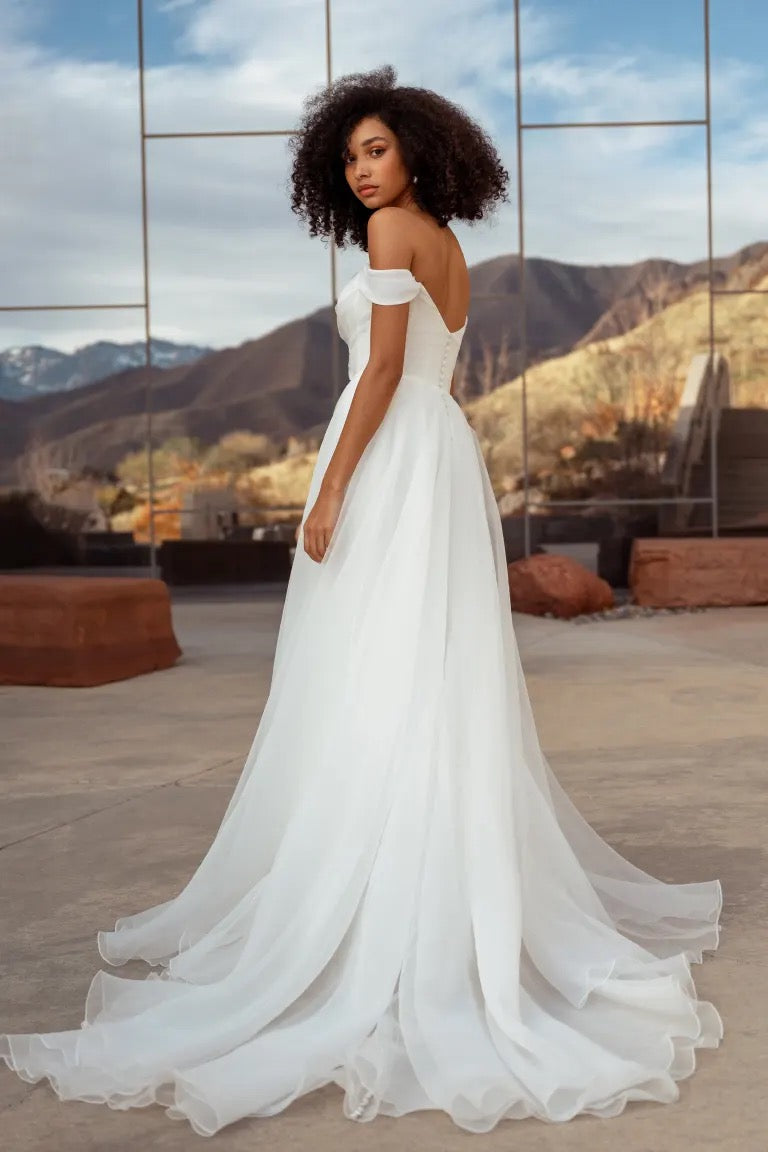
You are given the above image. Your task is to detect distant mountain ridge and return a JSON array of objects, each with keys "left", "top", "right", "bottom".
[
  {"left": 0, "top": 338, "right": 211, "bottom": 401},
  {"left": 1, "top": 242, "right": 766, "bottom": 481}
]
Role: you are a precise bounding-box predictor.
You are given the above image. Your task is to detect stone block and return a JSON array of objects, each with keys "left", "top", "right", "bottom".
[
  {"left": 630, "top": 537, "right": 768, "bottom": 607},
  {"left": 0, "top": 576, "right": 181, "bottom": 687}
]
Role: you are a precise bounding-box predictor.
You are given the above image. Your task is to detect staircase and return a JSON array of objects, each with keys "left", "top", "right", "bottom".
[
  {"left": 661, "top": 355, "right": 768, "bottom": 534},
  {"left": 687, "top": 408, "right": 768, "bottom": 531}
]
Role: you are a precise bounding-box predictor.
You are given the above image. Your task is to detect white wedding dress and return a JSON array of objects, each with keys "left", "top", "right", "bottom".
[{"left": 0, "top": 264, "right": 723, "bottom": 1136}]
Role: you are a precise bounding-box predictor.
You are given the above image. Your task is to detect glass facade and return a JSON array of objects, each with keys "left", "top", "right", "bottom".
[{"left": 1, "top": 0, "right": 766, "bottom": 573}]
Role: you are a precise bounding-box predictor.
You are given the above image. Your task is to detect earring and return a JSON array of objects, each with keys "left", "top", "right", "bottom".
[{"left": 412, "top": 175, "right": 418, "bottom": 184}]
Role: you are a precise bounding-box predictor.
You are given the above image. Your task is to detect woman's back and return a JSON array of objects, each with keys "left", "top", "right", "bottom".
[{"left": 404, "top": 214, "right": 471, "bottom": 335}]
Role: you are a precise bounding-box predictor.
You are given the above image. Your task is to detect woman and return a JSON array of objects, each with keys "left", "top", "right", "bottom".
[{"left": 0, "top": 65, "right": 722, "bottom": 1136}]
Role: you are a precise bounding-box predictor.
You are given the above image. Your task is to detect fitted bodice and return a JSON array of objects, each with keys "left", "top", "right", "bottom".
[{"left": 335, "top": 264, "right": 467, "bottom": 393}]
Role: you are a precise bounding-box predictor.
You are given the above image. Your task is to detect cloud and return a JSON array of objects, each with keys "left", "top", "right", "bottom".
[{"left": 0, "top": 0, "right": 766, "bottom": 354}]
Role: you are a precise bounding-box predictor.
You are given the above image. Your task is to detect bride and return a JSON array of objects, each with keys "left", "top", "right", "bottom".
[{"left": 0, "top": 65, "right": 722, "bottom": 1136}]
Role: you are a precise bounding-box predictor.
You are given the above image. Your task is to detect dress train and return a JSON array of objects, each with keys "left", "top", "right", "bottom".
[{"left": 0, "top": 265, "right": 723, "bottom": 1134}]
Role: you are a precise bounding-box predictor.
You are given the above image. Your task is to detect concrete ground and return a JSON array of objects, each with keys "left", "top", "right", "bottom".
[{"left": 1, "top": 589, "right": 766, "bottom": 1152}]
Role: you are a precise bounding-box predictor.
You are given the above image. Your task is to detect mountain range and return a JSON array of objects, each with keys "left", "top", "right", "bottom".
[
  {"left": 0, "top": 339, "right": 210, "bottom": 402},
  {"left": 1, "top": 242, "right": 766, "bottom": 482}
]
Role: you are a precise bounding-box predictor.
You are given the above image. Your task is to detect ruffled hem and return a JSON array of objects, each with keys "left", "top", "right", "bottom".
[{"left": 0, "top": 915, "right": 724, "bottom": 1137}]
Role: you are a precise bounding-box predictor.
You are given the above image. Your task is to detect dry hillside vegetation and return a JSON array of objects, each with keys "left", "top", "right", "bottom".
[
  {"left": 465, "top": 274, "right": 768, "bottom": 502},
  {"left": 110, "top": 432, "right": 318, "bottom": 541}
]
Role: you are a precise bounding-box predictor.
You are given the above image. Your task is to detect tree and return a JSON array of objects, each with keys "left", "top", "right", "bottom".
[
  {"left": 116, "top": 436, "right": 204, "bottom": 488},
  {"left": 15, "top": 435, "right": 84, "bottom": 500},
  {"left": 201, "top": 431, "right": 278, "bottom": 474}
]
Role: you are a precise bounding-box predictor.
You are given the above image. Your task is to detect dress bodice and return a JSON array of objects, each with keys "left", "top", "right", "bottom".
[{"left": 335, "top": 264, "right": 467, "bottom": 394}]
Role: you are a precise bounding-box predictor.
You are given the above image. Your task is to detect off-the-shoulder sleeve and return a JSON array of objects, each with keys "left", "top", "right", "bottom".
[{"left": 358, "top": 265, "right": 420, "bottom": 305}]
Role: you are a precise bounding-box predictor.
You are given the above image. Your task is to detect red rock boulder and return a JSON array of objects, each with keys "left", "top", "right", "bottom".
[
  {"left": 630, "top": 537, "right": 768, "bottom": 608},
  {"left": 507, "top": 553, "right": 614, "bottom": 619},
  {"left": 0, "top": 575, "right": 181, "bottom": 687}
]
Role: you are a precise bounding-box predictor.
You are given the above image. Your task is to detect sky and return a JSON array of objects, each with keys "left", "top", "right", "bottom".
[{"left": 0, "top": 0, "right": 766, "bottom": 353}]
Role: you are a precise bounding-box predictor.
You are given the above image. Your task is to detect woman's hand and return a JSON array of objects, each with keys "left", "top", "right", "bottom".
[{"left": 301, "top": 484, "right": 345, "bottom": 564}]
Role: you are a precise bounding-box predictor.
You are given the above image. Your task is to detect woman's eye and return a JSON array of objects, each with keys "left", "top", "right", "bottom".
[{"left": 344, "top": 147, "right": 384, "bottom": 163}]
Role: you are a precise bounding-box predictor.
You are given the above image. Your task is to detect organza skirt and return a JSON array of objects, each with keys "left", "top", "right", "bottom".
[{"left": 0, "top": 369, "right": 723, "bottom": 1135}]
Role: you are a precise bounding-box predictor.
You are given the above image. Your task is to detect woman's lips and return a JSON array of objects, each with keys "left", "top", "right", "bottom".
[{"left": 359, "top": 186, "right": 377, "bottom": 197}]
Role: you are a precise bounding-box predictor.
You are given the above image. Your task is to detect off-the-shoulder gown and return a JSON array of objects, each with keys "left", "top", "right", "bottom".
[{"left": 0, "top": 265, "right": 723, "bottom": 1136}]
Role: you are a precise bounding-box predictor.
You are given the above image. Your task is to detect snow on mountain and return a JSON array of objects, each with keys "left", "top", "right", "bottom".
[{"left": 0, "top": 339, "right": 212, "bottom": 401}]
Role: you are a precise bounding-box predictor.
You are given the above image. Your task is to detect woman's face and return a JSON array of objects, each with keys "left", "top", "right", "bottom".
[{"left": 343, "top": 116, "right": 414, "bottom": 212}]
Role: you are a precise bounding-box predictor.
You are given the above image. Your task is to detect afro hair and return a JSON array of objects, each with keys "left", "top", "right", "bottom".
[{"left": 288, "top": 64, "right": 509, "bottom": 251}]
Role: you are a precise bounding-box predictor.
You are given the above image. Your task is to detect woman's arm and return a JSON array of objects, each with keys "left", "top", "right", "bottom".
[
  {"left": 301, "top": 208, "right": 415, "bottom": 562},
  {"left": 320, "top": 208, "right": 413, "bottom": 496}
]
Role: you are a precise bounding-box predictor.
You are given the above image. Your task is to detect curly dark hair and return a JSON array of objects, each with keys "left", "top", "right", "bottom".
[{"left": 288, "top": 65, "right": 509, "bottom": 251}]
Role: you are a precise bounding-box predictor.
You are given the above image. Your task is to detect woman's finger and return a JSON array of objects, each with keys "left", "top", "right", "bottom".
[
  {"left": 308, "top": 528, "right": 322, "bottom": 564},
  {"left": 303, "top": 527, "right": 315, "bottom": 560}
]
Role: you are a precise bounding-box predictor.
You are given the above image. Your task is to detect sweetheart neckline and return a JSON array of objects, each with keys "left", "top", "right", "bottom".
[{"left": 338, "top": 264, "right": 468, "bottom": 337}]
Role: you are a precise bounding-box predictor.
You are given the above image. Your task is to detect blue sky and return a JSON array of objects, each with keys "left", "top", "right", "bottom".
[
  {"left": 28, "top": 0, "right": 762, "bottom": 75},
  {"left": 13, "top": 0, "right": 766, "bottom": 126},
  {"left": 0, "top": 0, "right": 766, "bottom": 352},
  {"left": 20, "top": 0, "right": 186, "bottom": 66}
]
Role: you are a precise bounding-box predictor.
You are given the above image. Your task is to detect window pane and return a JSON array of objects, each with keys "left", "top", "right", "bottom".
[
  {"left": 0, "top": 312, "right": 148, "bottom": 490},
  {"left": 143, "top": 0, "right": 327, "bottom": 134},
  {"left": 524, "top": 124, "right": 708, "bottom": 266},
  {"left": 143, "top": 134, "right": 335, "bottom": 540},
  {"left": 146, "top": 134, "right": 331, "bottom": 353},
  {"left": 526, "top": 122, "right": 708, "bottom": 504},
  {"left": 520, "top": 0, "right": 705, "bottom": 124},
  {"left": 0, "top": 2, "right": 144, "bottom": 307}
]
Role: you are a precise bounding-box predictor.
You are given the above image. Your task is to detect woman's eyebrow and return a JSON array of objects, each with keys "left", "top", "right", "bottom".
[{"left": 343, "top": 135, "right": 387, "bottom": 159}]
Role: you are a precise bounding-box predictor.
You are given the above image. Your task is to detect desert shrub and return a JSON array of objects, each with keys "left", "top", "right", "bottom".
[
  {"left": 116, "top": 436, "right": 203, "bottom": 487},
  {"left": 280, "top": 433, "right": 323, "bottom": 458},
  {"left": 238, "top": 452, "right": 317, "bottom": 514},
  {"left": 202, "top": 430, "right": 278, "bottom": 473}
]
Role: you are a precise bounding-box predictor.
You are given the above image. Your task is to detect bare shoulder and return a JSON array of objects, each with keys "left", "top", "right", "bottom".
[
  {"left": 367, "top": 207, "right": 417, "bottom": 269},
  {"left": 445, "top": 225, "right": 464, "bottom": 256},
  {"left": 367, "top": 205, "right": 414, "bottom": 236}
]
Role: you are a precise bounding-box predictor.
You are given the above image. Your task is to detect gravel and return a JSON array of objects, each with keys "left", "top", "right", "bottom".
[{"left": 569, "top": 603, "right": 710, "bottom": 624}]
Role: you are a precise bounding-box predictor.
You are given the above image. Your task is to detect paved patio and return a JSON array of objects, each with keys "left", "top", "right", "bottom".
[{"left": 1, "top": 588, "right": 766, "bottom": 1151}]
